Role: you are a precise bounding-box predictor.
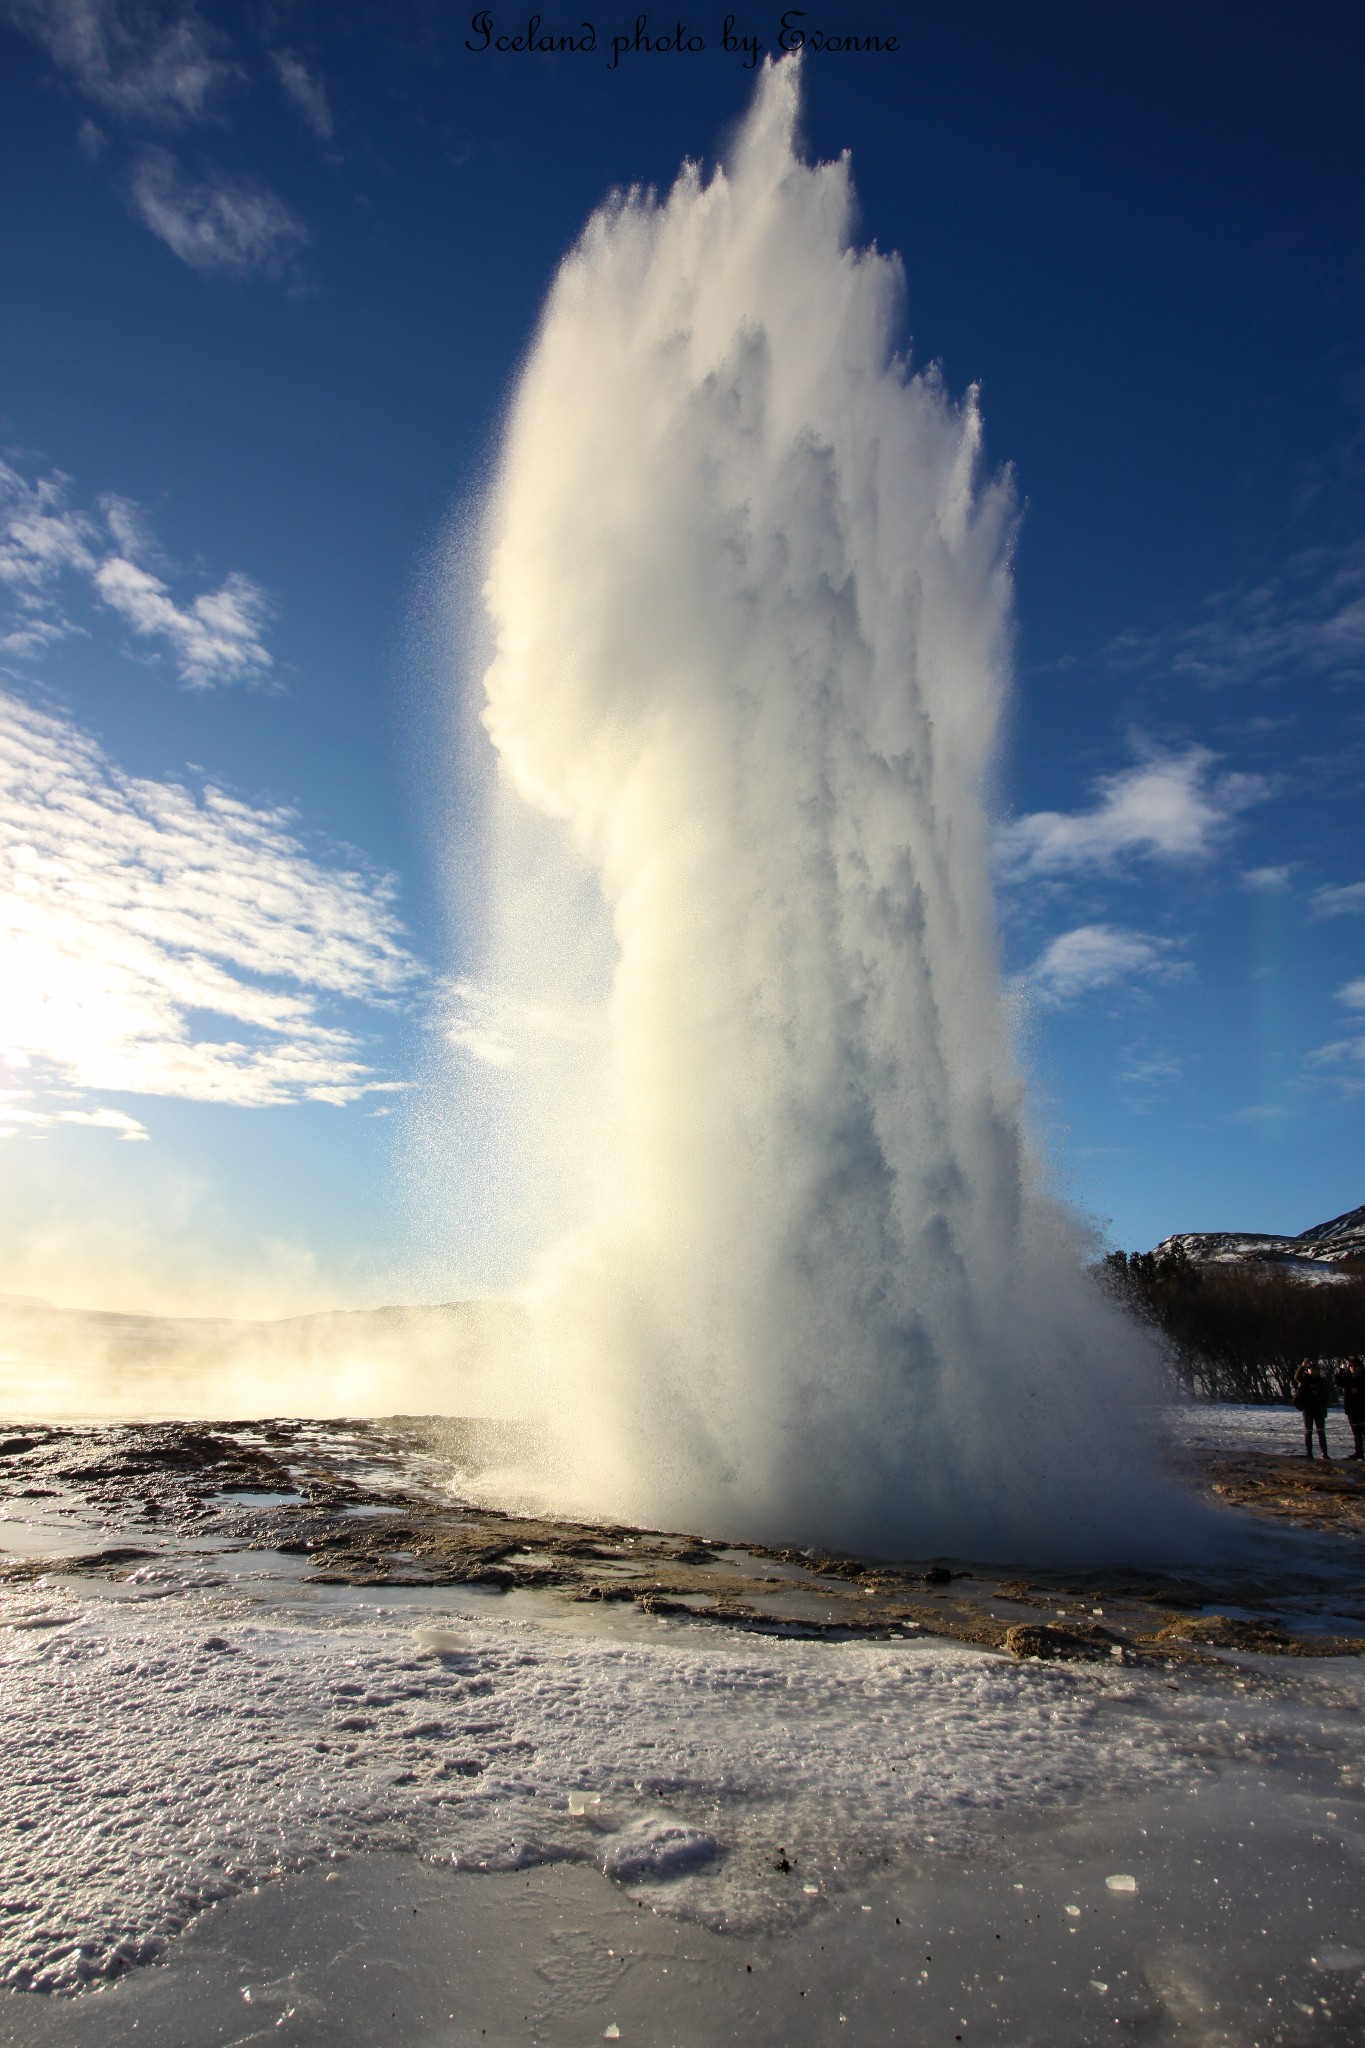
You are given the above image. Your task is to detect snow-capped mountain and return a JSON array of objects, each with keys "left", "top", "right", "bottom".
[{"left": 1150, "top": 1203, "right": 1365, "bottom": 1277}]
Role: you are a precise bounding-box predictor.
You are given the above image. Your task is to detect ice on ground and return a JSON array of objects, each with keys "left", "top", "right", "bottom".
[
  {"left": 3, "top": 1566, "right": 1317, "bottom": 1997},
  {"left": 4, "top": 1406, "right": 1364, "bottom": 2009},
  {"left": 599, "top": 1819, "right": 718, "bottom": 1882}
]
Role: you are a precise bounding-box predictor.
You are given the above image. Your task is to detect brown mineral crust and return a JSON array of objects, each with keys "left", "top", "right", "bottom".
[
  {"left": 1003, "top": 1621, "right": 1124, "bottom": 1662},
  {"left": 1145, "top": 1612, "right": 1365, "bottom": 1658},
  {"left": 0, "top": 1543, "right": 159, "bottom": 1584},
  {"left": 11, "top": 1421, "right": 314, "bottom": 1515},
  {"left": 1198, "top": 1447, "right": 1365, "bottom": 1534}
]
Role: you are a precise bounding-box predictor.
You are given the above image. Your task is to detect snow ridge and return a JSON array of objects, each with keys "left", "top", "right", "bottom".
[{"left": 1151, "top": 1202, "right": 1365, "bottom": 1275}]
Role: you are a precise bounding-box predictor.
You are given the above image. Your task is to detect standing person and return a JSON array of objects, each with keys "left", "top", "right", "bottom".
[
  {"left": 1291, "top": 1358, "right": 1332, "bottom": 1460},
  {"left": 1338, "top": 1355, "right": 1365, "bottom": 1461}
]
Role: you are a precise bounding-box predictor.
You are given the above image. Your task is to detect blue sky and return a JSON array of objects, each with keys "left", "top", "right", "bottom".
[{"left": 2, "top": 0, "right": 1363, "bottom": 1312}]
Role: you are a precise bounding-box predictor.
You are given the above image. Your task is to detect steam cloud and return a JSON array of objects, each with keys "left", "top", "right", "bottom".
[{"left": 460, "top": 59, "right": 1207, "bottom": 1562}]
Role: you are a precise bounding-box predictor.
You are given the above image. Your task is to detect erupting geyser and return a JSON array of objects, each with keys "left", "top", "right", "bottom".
[{"left": 457, "top": 58, "right": 1204, "bottom": 1562}]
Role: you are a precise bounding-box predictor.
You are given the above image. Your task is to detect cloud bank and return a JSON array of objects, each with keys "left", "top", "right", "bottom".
[{"left": 0, "top": 688, "right": 417, "bottom": 1131}]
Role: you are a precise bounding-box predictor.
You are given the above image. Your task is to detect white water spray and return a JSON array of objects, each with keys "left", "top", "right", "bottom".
[{"left": 456, "top": 59, "right": 1202, "bottom": 1562}]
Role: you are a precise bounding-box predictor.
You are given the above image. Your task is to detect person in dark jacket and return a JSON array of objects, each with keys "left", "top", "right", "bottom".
[
  {"left": 1291, "top": 1358, "right": 1332, "bottom": 1459},
  {"left": 1338, "top": 1355, "right": 1365, "bottom": 1460}
]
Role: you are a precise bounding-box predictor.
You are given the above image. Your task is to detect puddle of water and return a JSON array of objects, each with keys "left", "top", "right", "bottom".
[
  {"left": 289, "top": 1576, "right": 740, "bottom": 1646},
  {"left": 747, "top": 1587, "right": 849, "bottom": 1625},
  {"left": 198, "top": 1547, "right": 315, "bottom": 1583},
  {"left": 36, "top": 1546, "right": 316, "bottom": 1602},
  {"left": 44, "top": 1573, "right": 178, "bottom": 1604},
  {"left": 1285, "top": 1609, "right": 1365, "bottom": 1635},
  {"left": 207, "top": 1490, "right": 304, "bottom": 1509},
  {"left": 1185, "top": 1594, "right": 1365, "bottom": 1638},
  {"left": 0, "top": 1515, "right": 111, "bottom": 1559},
  {"left": 714, "top": 1546, "right": 851, "bottom": 1591}
]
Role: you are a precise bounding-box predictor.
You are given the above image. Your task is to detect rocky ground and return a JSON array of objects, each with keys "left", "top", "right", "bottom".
[{"left": 4, "top": 1414, "right": 1363, "bottom": 1667}]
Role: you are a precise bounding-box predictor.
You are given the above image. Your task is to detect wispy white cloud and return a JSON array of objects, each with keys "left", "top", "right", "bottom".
[
  {"left": 1023, "top": 924, "right": 1181, "bottom": 1007},
  {"left": 1000, "top": 747, "right": 1265, "bottom": 882},
  {"left": 2, "top": 0, "right": 237, "bottom": 123},
  {"left": 1305, "top": 1035, "right": 1365, "bottom": 1094},
  {"left": 1106, "top": 539, "right": 1365, "bottom": 690},
  {"left": 1119, "top": 1039, "right": 1183, "bottom": 1092},
  {"left": 1242, "top": 864, "right": 1294, "bottom": 892},
  {"left": 1311, "top": 881, "right": 1365, "bottom": 919},
  {"left": 0, "top": 460, "right": 274, "bottom": 686},
  {"left": 0, "top": 463, "right": 96, "bottom": 589},
  {"left": 55, "top": 1105, "right": 150, "bottom": 1137},
  {"left": 4, "top": 4, "right": 312, "bottom": 283},
  {"left": 94, "top": 555, "right": 273, "bottom": 685},
  {"left": 0, "top": 1100, "right": 153, "bottom": 1140},
  {"left": 1302, "top": 978, "right": 1365, "bottom": 1093},
  {"left": 99, "top": 490, "right": 161, "bottom": 561},
  {"left": 271, "top": 47, "right": 332, "bottom": 141},
  {"left": 0, "top": 689, "right": 418, "bottom": 1125},
  {"left": 132, "top": 148, "right": 308, "bottom": 278},
  {"left": 1117, "top": 1037, "right": 1185, "bottom": 1115}
]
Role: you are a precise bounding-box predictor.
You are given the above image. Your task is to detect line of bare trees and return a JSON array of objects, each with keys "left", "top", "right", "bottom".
[{"left": 1099, "top": 1244, "right": 1365, "bottom": 1401}]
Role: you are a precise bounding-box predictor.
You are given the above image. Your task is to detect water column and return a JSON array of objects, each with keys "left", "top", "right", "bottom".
[{"left": 459, "top": 57, "right": 1206, "bottom": 1562}]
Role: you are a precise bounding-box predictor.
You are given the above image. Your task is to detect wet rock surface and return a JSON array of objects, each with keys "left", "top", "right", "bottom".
[
  {"left": 1204, "top": 1443, "right": 1365, "bottom": 1533},
  {"left": 1, "top": 1417, "right": 1363, "bottom": 1666}
]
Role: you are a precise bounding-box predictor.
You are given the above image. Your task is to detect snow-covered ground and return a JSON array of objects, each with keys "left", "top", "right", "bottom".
[
  {"left": 1, "top": 1574, "right": 1190, "bottom": 1992},
  {"left": 3, "top": 1529, "right": 1365, "bottom": 2043},
  {"left": 1171, "top": 1400, "right": 1356, "bottom": 1455},
  {"left": 2, "top": 1409, "right": 1364, "bottom": 2042}
]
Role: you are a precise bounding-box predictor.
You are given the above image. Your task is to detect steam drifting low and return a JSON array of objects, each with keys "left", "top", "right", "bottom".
[{"left": 459, "top": 58, "right": 1203, "bottom": 1562}]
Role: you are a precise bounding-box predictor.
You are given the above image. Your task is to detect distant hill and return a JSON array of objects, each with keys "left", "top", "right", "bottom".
[{"left": 1151, "top": 1204, "right": 1365, "bottom": 1281}]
